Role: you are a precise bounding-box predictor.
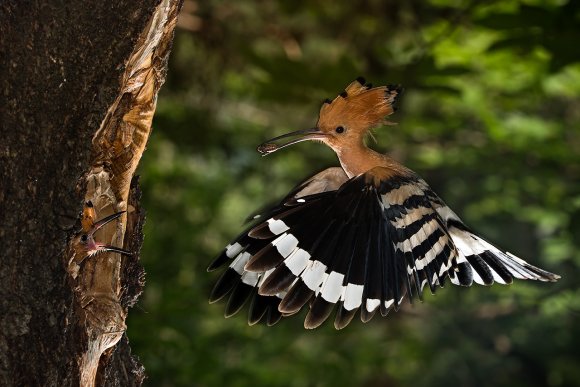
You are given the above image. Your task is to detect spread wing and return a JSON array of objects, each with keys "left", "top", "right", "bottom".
[
  {"left": 209, "top": 166, "right": 559, "bottom": 329},
  {"left": 207, "top": 167, "right": 348, "bottom": 326}
]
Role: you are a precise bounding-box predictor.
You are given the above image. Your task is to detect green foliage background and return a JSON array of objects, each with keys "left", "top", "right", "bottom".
[{"left": 128, "top": 1, "right": 580, "bottom": 385}]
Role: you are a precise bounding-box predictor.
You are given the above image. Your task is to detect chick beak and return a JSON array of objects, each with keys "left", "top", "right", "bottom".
[
  {"left": 257, "top": 127, "right": 326, "bottom": 156},
  {"left": 87, "top": 211, "right": 132, "bottom": 256}
]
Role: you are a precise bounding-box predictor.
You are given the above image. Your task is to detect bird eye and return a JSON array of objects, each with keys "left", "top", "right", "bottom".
[
  {"left": 335, "top": 126, "right": 345, "bottom": 134},
  {"left": 80, "top": 234, "right": 88, "bottom": 242}
]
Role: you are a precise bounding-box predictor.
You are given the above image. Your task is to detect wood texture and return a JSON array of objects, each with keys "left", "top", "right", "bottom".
[{"left": 0, "top": 0, "right": 182, "bottom": 385}]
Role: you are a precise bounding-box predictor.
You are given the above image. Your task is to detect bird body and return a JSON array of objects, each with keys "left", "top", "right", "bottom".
[{"left": 209, "top": 78, "right": 559, "bottom": 329}]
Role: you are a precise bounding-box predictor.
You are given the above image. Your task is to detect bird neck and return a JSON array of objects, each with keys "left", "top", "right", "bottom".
[{"left": 335, "top": 142, "right": 406, "bottom": 179}]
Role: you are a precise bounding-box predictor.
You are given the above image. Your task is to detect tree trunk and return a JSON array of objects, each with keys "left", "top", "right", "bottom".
[{"left": 0, "top": 1, "right": 182, "bottom": 385}]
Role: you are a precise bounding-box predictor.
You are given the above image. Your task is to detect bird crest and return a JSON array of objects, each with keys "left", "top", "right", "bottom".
[
  {"left": 210, "top": 79, "right": 560, "bottom": 330},
  {"left": 317, "top": 77, "right": 403, "bottom": 135}
]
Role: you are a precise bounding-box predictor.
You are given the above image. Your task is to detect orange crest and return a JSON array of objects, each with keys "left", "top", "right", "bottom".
[
  {"left": 317, "top": 77, "right": 402, "bottom": 135},
  {"left": 81, "top": 201, "right": 97, "bottom": 232}
]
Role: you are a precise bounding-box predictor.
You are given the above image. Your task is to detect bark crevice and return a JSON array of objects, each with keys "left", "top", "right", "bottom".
[
  {"left": 0, "top": 0, "right": 182, "bottom": 385},
  {"left": 64, "top": 0, "right": 181, "bottom": 385}
]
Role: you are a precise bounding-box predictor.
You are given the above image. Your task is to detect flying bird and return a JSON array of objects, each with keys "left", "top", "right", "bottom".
[{"left": 208, "top": 77, "right": 560, "bottom": 329}]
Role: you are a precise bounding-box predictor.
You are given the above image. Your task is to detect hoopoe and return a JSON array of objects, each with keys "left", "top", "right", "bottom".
[
  {"left": 70, "top": 201, "right": 132, "bottom": 262},
  {"left": 208, "top": 77, "right": 560, "bottom": 329}
]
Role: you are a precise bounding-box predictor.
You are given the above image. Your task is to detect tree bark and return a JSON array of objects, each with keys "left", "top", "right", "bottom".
[{"left": 0, "top": 0, "right": 182, "bottom": 385}]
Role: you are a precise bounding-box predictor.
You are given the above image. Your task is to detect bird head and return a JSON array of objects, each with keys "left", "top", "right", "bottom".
[
  {"left": 257, "top": 77, "right": 402, "bottom": 156},
  {"left": 72, "top": 201, "right": 132, "bottom": 260}
]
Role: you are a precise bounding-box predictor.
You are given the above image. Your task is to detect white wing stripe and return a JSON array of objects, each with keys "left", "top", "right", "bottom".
[
  {"left": 320, "top": 271, "right": 345, "bottom": 303},
  {"left": 267, "top": 218, "right": 290, "bottom": 235},
  {"left": 274, "top": 233, "right": 299, "bottom": 258},
  {"left": 284, "top": 248, "right": 311, "bottom": 275},
  {"left": 231, "top": 252, "right": 251, "bottom": 274},
  {"left": 395, "top": 218, "right": 441, "bottom": 253},
  {"left": 343, "top": 283, "right": 364, "bottom": 310},
  {"left": 391, "top": 206, "right": 432, "bottom": 228},
  {"left": 366, "top": 298, "right": 381, "bottom": 313},
  {"left": 301, "top": 260, "right": 327, "bottom": 290},
  {"left": 225, "top": 242, "right": 244, "bottom": 258},
  {"left": 415, "top": 233, "right": 446, "bottom": 270},
  {"left": 241, "top": 271, "right": 260, "bottom": 286},
  {"left": 383, "top": 183, "right": 424, "bottom": 206}
]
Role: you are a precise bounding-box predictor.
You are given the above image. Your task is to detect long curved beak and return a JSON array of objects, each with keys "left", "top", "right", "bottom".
[
  {"left": 257, "top": 127, "right": 326, "bottom": 156},
  {"left": 89, "top": 211, "right": 132, "bottom": 256},
  {"left": 90, "top": 211, "right": 126, "bottom": 236},
  {"left": 93, "top": 243, "right": 132, "bottom": 256}
]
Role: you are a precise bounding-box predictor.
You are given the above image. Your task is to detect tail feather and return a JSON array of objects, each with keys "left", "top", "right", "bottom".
[
  {"left": 209, "top": 171, "right": 560, "bottom": 330},
  {"left": 437, "top": 206, "right": 560, "bottom": 285}
]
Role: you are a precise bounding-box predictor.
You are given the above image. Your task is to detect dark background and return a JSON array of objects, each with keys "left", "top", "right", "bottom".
[{"left": 128, "top": 1, "right": 580, "bottom": 386}]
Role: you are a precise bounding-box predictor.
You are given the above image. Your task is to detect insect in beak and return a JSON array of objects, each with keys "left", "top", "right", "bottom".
[{"left": 257, "top": 127, "right": 326, "bottom": 156}]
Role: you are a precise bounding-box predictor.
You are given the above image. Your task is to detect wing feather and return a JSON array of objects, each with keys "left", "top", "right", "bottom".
[
  {"left": 437, "top": 206, "right": 560, "bottom": 284},
  {"left": 210, "top": 166, "right": 559, "bottom": 329}
]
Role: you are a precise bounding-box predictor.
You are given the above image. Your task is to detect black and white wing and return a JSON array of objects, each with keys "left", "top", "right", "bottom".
[
  {"left": 207, "top": 167, "right": 349, "bottom": 326},
  {"left": 209, "top": 166, "right": 559, "bottom": 329},
  {"left": 436, "top": 205, "right": 559, "bottom": 285}
]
